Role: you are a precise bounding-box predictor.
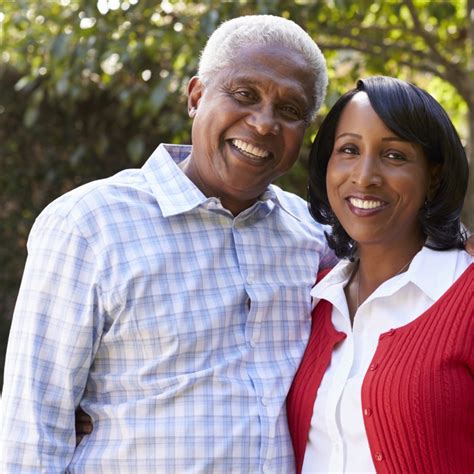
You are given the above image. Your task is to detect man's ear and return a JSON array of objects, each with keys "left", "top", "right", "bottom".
[{"left": 187, "top": 76, "right": 204, "bottom": 118}]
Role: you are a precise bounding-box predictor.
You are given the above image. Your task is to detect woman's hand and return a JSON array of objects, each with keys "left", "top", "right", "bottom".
[{"left": 75, "top": 407, "right": 93, "bottom": 446}]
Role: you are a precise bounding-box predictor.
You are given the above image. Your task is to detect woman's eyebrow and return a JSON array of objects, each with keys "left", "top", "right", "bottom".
[{"left": 335, "top": 132, "right": 361, "bottom": 140}]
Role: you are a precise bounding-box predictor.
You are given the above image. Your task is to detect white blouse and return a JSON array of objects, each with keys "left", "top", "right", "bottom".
[{"left": 302, "top": 247, "right": 473, "bottom": 474}]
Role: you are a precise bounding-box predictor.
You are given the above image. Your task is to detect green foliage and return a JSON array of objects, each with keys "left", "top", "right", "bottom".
[{"left": 1, "top": 0, "right": 473, "bottom": 388}]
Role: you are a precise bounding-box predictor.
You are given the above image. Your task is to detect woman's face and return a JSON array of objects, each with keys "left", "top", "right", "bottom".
[{"left": 326, "top": 92, "right": 434, "bottom": 251}]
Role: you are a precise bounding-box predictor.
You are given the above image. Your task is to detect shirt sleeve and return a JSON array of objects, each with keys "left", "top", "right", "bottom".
[
  {"left": 0, "top": 211, "right": 102, "bottom": 472},
  {"left": 319, "top": 224, "right": 339, "bottom": 269}
]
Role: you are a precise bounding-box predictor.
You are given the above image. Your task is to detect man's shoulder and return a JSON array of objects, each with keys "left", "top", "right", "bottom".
[
  {"left": 36, "top": 168, "right": 150, "bottom": 230},
  {"left": 270, "top": 185, "right": 318, "bottom": 223},
  {"left": 270, "top": 185, "right": 335, "bottom": 263},
  {"left": 271, "top": 185, "right": 307, "bottom": 210}
]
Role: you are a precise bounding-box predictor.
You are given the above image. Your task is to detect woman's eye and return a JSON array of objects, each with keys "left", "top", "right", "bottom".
[
  {"left": 339, "top": 145, "right": 358, "bottom": 155},
  {"left": 386, "top": 151, "right": 406, "bottom": 161}
]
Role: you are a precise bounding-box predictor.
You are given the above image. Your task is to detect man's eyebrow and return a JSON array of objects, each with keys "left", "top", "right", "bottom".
[
  {"left": 227, "top": 76, "right": 309, "bottom": 105},
  {"left": 229, "top": 75, "right": 260, "bottom": 85}
]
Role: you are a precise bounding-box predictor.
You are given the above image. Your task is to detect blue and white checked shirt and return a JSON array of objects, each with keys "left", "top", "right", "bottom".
[{"left": 0, "top": 144, "right": 334, "bottom": 473}]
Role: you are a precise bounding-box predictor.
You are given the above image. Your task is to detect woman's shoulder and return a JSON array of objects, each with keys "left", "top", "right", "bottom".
[
  {"left": 417, "top": 247, "right": 472, "bottom": 280},
  {"left": 451, "top": 248, "right": 474, "bottom": 279}
]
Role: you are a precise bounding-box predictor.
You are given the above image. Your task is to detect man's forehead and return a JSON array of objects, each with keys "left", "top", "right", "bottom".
[
  {"left": 220, "top": 70, "right": 313, "bottom": 106},
  {"left": 201, "top": 42, "right": 315, "bottom": 107}
]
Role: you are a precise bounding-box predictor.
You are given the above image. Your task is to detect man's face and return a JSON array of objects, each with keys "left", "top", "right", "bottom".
[{"left": 182, "top": 43, "right": 315, "bottom": 215}]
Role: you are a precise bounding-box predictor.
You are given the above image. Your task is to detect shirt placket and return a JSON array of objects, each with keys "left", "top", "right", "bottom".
[
  {"left": 328, "top": 310, "right": 355, "bottom": 472},
  {"left": 232, "top": 204, "right": 285, "bottom": 472}
]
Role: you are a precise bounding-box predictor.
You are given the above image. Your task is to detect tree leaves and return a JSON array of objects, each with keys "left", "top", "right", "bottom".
[{"left": 0, "top": 0, "right": 473, "bottom": 388}]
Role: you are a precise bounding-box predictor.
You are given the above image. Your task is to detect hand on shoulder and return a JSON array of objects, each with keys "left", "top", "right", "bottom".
[{"left": 465, "top": 232, "right": 474, "bottom": 255}]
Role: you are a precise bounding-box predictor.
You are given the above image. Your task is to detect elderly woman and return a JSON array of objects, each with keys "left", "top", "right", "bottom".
[{"left": 287, "top": 76, "right": 473, "bottom": 473}]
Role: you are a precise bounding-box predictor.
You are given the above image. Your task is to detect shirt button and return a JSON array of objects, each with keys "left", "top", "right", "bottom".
[
  {"left": 205, "top": 198, "right": 219, "bottom": 208},
  {"left": 247, "top": 275, "right": 254, "bottom": 284},
  {"left": 374, "top": 452, "right": 384, "bottom": 462},
  {"left": 369, "top": 363, "right": 378, "bottom": 371},
  {"left": 363, "top": 408, "right": 373, "bottom": 417},
  {"left": 261, "top": 397, "right": 269, "bottom": 406}
]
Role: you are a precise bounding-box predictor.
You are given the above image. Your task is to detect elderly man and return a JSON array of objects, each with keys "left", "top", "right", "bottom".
[{"left": 0, "top": 15, "right": 333, "bottom": 473}]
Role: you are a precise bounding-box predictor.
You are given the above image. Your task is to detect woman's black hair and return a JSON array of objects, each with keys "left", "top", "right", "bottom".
[{"left": 308, "top": 76, "right": 469, "bottom": 259}]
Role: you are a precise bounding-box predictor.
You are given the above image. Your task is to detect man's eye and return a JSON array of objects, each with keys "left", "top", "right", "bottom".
[
  {"left": 234, "top": 90, "right": 254, "bottom": 101},
  {"left": 281, "top": 105, "right": 300, "bottom": 118}
]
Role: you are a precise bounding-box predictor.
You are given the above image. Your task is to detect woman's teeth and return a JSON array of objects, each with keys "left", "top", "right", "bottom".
[{"left": 349, "top": 197, "right": 383, "bottom": 209}]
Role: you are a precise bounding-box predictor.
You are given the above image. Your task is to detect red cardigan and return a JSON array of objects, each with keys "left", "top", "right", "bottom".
[{"left": 287, "top": 264, "right": 473, "bottom": 474}]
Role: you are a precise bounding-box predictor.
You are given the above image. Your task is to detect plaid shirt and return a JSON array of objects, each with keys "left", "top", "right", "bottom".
[{"left": 0, "top": 144, "right": 334, "bottom": 473}]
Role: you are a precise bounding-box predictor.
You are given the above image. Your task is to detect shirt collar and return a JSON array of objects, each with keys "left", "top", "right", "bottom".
[
  {"left": 142, "top": 144, "right": 208, "bottom": 217},
  {"left": 361, "top": 246, "right": 464, "bottom": 305},
  {"left": 310, "top": 258, "right": 354, "bottom": 312},
  {"left": 142, "top": 144, "right": 297, "bottom": 219},
  {"left": 268, "top": 185, "right": 306, "bottom": 222},
  {"left": 407, "top": 246, "right": 460, "bottom": 300},
  {"left": 310, "top": 246, "right": 462, "bottom": 308}
]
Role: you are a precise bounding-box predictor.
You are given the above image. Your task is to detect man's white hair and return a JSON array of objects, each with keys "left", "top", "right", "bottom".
[{"left": 198, "top": 15, "right": 328, "bottom": 119}]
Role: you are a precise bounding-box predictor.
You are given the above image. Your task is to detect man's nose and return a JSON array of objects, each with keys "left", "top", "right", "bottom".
[
  {"left": 245, "top": 105, "right": 281, "bottom": 135},
  {"left": 351, "top": 155, "right": 382, "bottom": 187}
]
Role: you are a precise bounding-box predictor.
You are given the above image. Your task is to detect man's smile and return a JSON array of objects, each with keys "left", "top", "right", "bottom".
[{"left": 230, "top": 138, "right": 272, "bottom": 160}]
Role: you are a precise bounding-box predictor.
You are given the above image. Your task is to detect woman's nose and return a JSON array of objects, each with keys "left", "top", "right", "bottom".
[{"left": 351, "top": 155, "right": 382, "bottom": 187}]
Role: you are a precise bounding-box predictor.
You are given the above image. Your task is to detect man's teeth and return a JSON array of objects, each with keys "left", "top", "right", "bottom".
[
  {"left": 349, "top": 198, "right": 383, "bottom": 209},
  {"left": 232, "top": 139, "right": 270, "bottom": 158}
]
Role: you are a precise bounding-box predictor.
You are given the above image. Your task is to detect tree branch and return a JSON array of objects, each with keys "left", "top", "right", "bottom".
[
  {"left": 404, "top": 0, "right": 453, "bottom": 69},
  {"left": 319, "top": 41, "right": 471, "bottom": 102},
  {"left": 317, "top": 22, "right": 463, "bottom": 66},
  {"left": 320, "top": 38, "right": 432, "bottom": 63},
  {"left": 468, "top": 0, "right": 474, "bottom": 73}
]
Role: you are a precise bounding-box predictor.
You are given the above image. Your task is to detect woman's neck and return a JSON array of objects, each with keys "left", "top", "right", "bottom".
[{"left": 345, "top": 237, "right": 424, "bottom": 324}]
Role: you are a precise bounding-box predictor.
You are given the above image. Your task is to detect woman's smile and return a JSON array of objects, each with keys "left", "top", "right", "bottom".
[{"left": 346, "top": 195, "right": 388, "bottom": 214}]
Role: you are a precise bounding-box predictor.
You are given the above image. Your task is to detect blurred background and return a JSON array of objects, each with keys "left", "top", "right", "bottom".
[{"left": 1, "top": 0, "right": 473, "bottom": 389}]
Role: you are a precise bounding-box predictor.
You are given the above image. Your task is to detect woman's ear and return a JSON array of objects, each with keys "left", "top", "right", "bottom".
[
  {"left": 427, "top": 164, "right": 442, "bottom": 201},
  {"left": 187, "top": 76, "right": 204, "bottom": 118}
]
